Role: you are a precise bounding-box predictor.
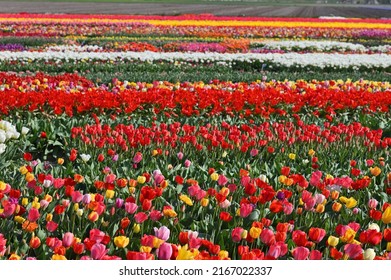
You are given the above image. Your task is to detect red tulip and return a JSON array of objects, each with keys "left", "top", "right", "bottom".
[{"left": 309, "top": 228, "right": 326, "bottom": 243}]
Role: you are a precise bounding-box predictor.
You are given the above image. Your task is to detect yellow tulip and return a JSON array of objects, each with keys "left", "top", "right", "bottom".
[
  {"left": 14, "top": 216, "right": 25, "bottom": 224},
  {"left": 340, "top": 228, "right": 356, "bottom": 243},
  {"left": 52, "top": 254, "right": 67, "bottom": 260},
  {"left": 133, "top": 223, "right": 141, "bottom": 233},
  {"left": 327, "top": 236, "right": 339, "bottom": 247},
  {"left": 57, "top": 158, "right": 64, "bottom": 165},
  {"left": 249, "top": 227, "right": 262, "bottom": 239},
  {"left": 25, "top": 172, "right": 35, "bottom": 183},
  {"left": 176, "top": 244, "right": 198, "bottom": 260},
  {"left": 22, "top": 198, "right": 28, "bottom": 206},
  {"left": 210, "top": 173, "right": 219, "bottom": 181},
  {"left": 105, "top": 189, "right": 115, "bottom": 199},
  {"left": 153, "top": 237, "right": 164, "bottom": 248},
  {"left": 308, "top": 149, "right": 315, "bottom": 157},
  {"left": 386, "top": 242, "right": 391, "bottom": 252},
  {"left": 382, "top": 206, "right": 391, "bottom": 224},
  {"left": 179, "top": 194, "right": 193, "bottom": 206},
  {"left": 19, "top": 166, "right": 28, "bottom": 175},
  {"left": 200, "top": 198, "right": 209, "bottom": 207},
  {"left": 288, "top": 153, "right": 296, "bottom": 160},
  {"left": 218, "top": 250, "right": 229, "bottom": 259},
  {"left": 137, "top": 176, "right": 146, "bottom": 184},
  {"left": 370, "top": 166, "right": 381, "bottom": 177},
  {"left": 114, "top": 236, "right": 129, "bottom": 248},
  {"left": 140, "top": 246, "right": 152, "bottom": 253}
]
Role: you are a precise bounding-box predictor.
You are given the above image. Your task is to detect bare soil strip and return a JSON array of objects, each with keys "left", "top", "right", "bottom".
[{"left": 0, "top": 2, "right": 390, "bottom": 17}]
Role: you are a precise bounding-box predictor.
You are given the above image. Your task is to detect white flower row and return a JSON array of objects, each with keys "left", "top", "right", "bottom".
[
  {"left": 253, "top": 40, "right": 391, "bottom": 53},
  {"left": 253, "top": 40, "right": 368, "bottom": 52},
  {"left": 0, "top": 50, "right": 391, "bottom": 69},
  {"left": 0, "top": 120, "right": 27, "bottom": 154},
  {"left": 44, "top": 45, "right": 104, "bottom": 52}
]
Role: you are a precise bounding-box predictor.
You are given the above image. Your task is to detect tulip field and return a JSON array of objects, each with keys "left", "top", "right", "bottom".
[{"left": 1, "top": 13, "right": 391, "bottom": 261}]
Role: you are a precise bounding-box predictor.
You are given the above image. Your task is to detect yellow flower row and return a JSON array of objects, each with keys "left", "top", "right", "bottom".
[{"left": 1, "top": 17, "right": 390, "bottom": 29}]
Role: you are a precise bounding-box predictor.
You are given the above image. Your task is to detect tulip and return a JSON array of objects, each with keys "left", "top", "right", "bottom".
[
  {"left": 114, "top": 236, "right": 129, "bottom": 248},
  {"left": 309, "top": 250, "right": 322, "bottom": 260},
  {"left": 135, "top": 212, "right": 148, "bottom": 224},
  {"left": 184, "top": 159, "right": 191, "bottom": 168},
  {"left": 363, "top": 248, "right": 376, "bottom": 260},
  {"left": 29, "top": 236, "right": 41, "bottom": 249},
  {"left": 260, "top": 229, "right": 275, "bottom": 246},
  {"left": 52, "top": 254, "right": 67, "bottom": 260},
  {"left": 88, "top": 211, "right": 99, "bottom": 222},
  {"left": 249, "top": 227, "right": 262, "bottom": 239},
  {"left": 292, "top": 247, "right": 309, "bottom": 260},
  {"left": 368, "top": 198, "right": 379, "bottom": 209},
  {"left": 382, "top": 206, "right": 391, "bottom": 224},
  {"left": 231, "top": 227, "right": 245, "bottom": 243},
  {"left": 62, "top": 232, "right": 74, "bottom": 247},
  {"left": 344, "top": 244, "right": 363, "bottom": 259},
  {"left": 157, "top": 242, "right": 173, "bottom": 260},
  {"left": 179, "top": 194, "right": 193, "bottom": 206},
  {"left": 309, "top": 228, "right": 326, "bottom": 243},
  {"left": 133, "top": 152, "right": 142, "bottom": 164},
  {"left": 239, "top": 203, "right": 253, "bottom": 218},
  {"left": 27, "top": 207, "right": 40, "bottom": 222},
  {"left": 327, "top": 236, "right": 339, "bottom": 247},
  {"left": 154, "top": 226, "right": 170, "bottom": 241},
  {"left": 124, "top": 202, "right": 138, "bottom": 214},
  {"left": 210, "top": 173, "right": 219, "bottom": 181},
  {"left": 217, "top": 174, "right": 228, "bottom": 186},
  {"left": 91, "top": 243, "right": 108, "bottom": 260}
]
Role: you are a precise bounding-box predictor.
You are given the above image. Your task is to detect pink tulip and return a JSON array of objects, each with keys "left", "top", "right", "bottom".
[
  {"left": 82, "top": 194, "right": 91, "bottom": 204},
  {"left": 0, "top": 234, "right": 6, "bottom": 256},
  {"left": 80, "top": 256, "right": 92, "bottom": 260},
  {"left": 27, "top": 208, "right": 40, "bottom": 222},
  {"left": 267, "top": 244, "right": 282, "bottom": 259},
  {"left": 309, "top": 250, "right": 322, "bottom": 260},
  {"left": 133, "top": 152, "right": 143, "bottom": 164},
  {"left": 344, "top": 244, "right": 363, "bottom": 259},
  {"left": 250, "top": 149, "right": 259, "bottom": 157},
  {"left": 260, "top": 229, "right": 276, "bottom": 246},
  {"left": 104, "top": 174, "right": 116, "bottom": 184},
  {"left": 154, "top": 174, "right": 165, "bottom": 186},
  {"left": 239, "top": 203, "right": 253, "bottom": 218},
  {"left": 149, "top": 210, "right": 163, "bottom": 221},
  {"left": 157, "top": 242, "right": 172, "bottom": 260},
  {"left": 188, "top": 185, "right": 201, "bottom": 196},
  {"left": 177, "top": 152, "right": 184, "bottom": 160},
  {"left": 348, "top": 222, "right": 360, "bottom": 232},
  {"left": 1, "top": 202, "right": 15, "bottom": 218},
  {"left": 154, "top": 226, "right": 170, "bottom": 241},
  {"left": 309, "top": 170, "right": 322, "bottom": 187},
  {"left": 71, "top": 191, "right": 83, "bottom": 203},
  {"left": 240, "top": 176, "right": 251, "bottom": 188},
  {"left": 89, "top": 229, "right": 105, "bottom": 243},
  {"left": 184, "top": 159, "right": 191, "bottom": 168},
  {"left": 91, "top": 243, "right": 108, "bottom": 260},
  {"left": 46, "top": 221, "right": 58, "bottom": 232},
  {"left": 125, "top": 202, "right": 138, "bottom": 214},
  {"left": 134, "top": 212, "right": 148, "bottom": 224},
  {"left": 231, "top": 227, "right": 245, "bottom": 243},
  {"left": 292, "top": 247, "right": 310, "bottom": 260},
  {"left": 62, "top": 232, "right": 74, "bottom": 247},
  {"left": 368, "top": 198, "right": 378, "bottom": 209},
  {"left": 189, "top": 237, "right": 202, "bottom": 249},
  {"left": 218, "top": 174, "right": 228, "bottom": 186}
]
